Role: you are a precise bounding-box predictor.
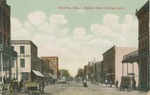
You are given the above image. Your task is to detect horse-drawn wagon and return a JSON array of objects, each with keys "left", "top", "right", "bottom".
[
  {"left": 120, "top": 76, "right": 130, "bottom": 91},
  {"left": 24, "top": 82, "right": 43, "bottom": 95}
]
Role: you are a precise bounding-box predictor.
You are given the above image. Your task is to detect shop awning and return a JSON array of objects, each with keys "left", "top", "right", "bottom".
[
  {"left": 32, "top": 70, "right": 44, "bottom": 77},
  {"left": 49, "top": 73, "right": 57, "bottom": 79}
]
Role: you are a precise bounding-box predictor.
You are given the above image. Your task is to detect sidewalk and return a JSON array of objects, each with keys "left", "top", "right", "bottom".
[{"left": 96, "top": 83, "right": 147, "bottom": 95}]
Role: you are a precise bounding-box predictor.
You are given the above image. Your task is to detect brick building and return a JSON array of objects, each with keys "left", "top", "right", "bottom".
[
  {"left": 0, "top": 0, "right": 17, "bottom": 83},
  {"left": 136, "top": 1, "right": 149, "bottom": 90},
  {"left": 41, "top": 56, "right": 59, "bottom": 78},
  {"left": 102, "top": 46, "right": 138, "bottom": 86}
]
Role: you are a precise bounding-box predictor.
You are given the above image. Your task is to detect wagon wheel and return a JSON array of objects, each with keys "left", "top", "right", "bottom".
[
  {"left": 38, "top": 84, "right": 43, "bottom": 95},
  {"left": 27, "top": 88, "right": 31, "bottom": 95},
  {"left": 38, "top": 89, "right": 42, "bottom": 95},
  {"left": 0, "top": 86, "right": 5, "bottom": 95},
  {"left": 8, "top": 84, "right": 18, "bottom": 95},
  {"left": 20, "top": 84, "right": 26, "bottom": 94},
  {"left": 8, "top": 84, "right": 13, "bottom": 93}
]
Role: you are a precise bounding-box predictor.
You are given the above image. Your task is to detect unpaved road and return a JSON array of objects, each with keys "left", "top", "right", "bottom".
[{"left": 43, "top": 81, "right": 147, "bottom": 95}]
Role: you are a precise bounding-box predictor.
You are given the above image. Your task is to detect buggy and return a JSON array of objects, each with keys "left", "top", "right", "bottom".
[
  {"left": 120, "top": 76, "right": 131, "bottom": 91},
  {"left": 24, "top": 82, "right": 43, "bottom": 95}
]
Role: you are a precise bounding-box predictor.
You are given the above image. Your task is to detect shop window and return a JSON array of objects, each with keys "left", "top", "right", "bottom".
[{"left": 22, "top": 73, "right": 28, "bottom": 81}]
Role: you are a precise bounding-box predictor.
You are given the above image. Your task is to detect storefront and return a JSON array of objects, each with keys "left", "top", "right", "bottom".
[
  {"left": 31, "top": 70, "right": 44, "bottom": 82},
  {"left": 0, "top": 44, "right": 17, "bottom": 83}
]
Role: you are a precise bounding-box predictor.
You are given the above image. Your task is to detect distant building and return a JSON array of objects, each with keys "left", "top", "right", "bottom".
[
  {"left": 84, "top": 65, "right": 90, "bottom": 81},
  {"left": 96, "top": 61, "right": 103, "bottom": 84},
  {"left": 11, "top": 40, "right": 44, "bottom": 81},
  {"left": 93, "top": 61, "right": 100, "bottom": 83},
  {"left": 41, "top": 56, "right": 59, "bottom": 78},
  {"left": 102, "top": 46, "right": 138, "bottom": 86},
  {"left": 0, "top": 0, "right": 17, "bottom": 83},
  {"left": 87, "top": 61, "right": 103, "bottom": 84},
  {"left": 88, "top": 61, "right": 94, "bottom": 83}
]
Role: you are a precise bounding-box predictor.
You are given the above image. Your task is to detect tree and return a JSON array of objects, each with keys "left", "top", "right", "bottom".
[
  {"left": 59, "top": 69, "right": 71, "bottom": 79},
  {"left": 75, "top": 68, "right": 84, "bottom": 78}
]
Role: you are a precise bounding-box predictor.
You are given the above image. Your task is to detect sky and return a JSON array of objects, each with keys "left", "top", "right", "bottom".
[{"left": 7, "top": 0, "right": 147, "bottom": 76}]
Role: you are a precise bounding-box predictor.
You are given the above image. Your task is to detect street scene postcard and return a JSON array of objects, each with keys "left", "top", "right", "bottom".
[{"left": 0, "top": 0, "right": 150, "bottom": 95}]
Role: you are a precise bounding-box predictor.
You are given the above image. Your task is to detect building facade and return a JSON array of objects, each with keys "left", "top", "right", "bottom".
[
  {"left": 136, "top": 1, "right": 149, "bottom": 90},
  {"left": 86, "top": 61, "right": 103, "bottom": 84},
  {"left": 0, "top": 0, "right": 17, "bottom": 83},
  {"left": 11, "top": 40, "right": 44, "bottom": 81},
  {"left": 84, "top": 65, "right": 90, "bottom": 81},
  {"left": 41, "top": 56, "right": 59, "bottom": 78},
  {"left": 96, "top": 61, "right": 103, "bottom": 84},
  {"left": 102, "top": 46, "right": 138, "bottom": 86}
]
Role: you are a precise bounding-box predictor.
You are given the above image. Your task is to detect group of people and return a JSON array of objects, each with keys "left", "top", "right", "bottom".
[
  {"left": 39, "top": 80, "right": 45, "bottom": 93},
  {"left": 10, "top": 78, "right": 24, "bottom": 93},
  {"left": 10, "top": 78, "right": 46, "bottom": 93}
]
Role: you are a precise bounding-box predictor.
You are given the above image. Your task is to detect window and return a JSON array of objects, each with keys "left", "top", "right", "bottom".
[
  {"left": 3, "top": 12, "right": 6, "bottom": 30},
  {"left": 22, "top": 73, "right": 28, "bottom": 81},
  {"left": 11, "top": 62, "right": 14, "bottom": 67},
  {"left": 20, "top": 46, "right": 25, "bottom": 54},
  {"left": 0, "top": 8, "right": 2, "bottom": 26},
  {"left": 0, "top": 32, "right": 2, "bottom": 44},
  {"left": 4, "top": 34, "right": 6, "bottom": 46},
  {"left": 7, "top": 37, "right": 10, "bottom": 47},
  {"left": 11, "top": 46, "right": 14, "bottom": 50},
  {"left": 20, "top": 59, "right": 25, "bottom": 67}
]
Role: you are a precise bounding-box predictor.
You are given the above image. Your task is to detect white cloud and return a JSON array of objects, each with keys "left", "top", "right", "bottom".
[
  {"left": 119, "top": 14, "right": 138, "bottom": 47},
  {"left": 91, "top": 24, "right": 121, "bottom": 39},
  {"left": 12, "top": 28, "right": 30, "bottom": 39},
  {"left": 11, "top": 17, "right": 22, "bottom": 30},
  {"left": 91, "top": 24, "right": 111, "bottom": 34},
  {"left": 74, "top": 28, "right": 86, "bottom": 36},
  {"left": 28, "top": 11, "right": 46, "bottom": 26},
  {"left": 11, "top": 12, "right": 139, "bottom": 76},
  {"left": 11, "top": 17, "right": 30, "bottom": 39},
  {"left": 49, "top": 14, "right": 67, "bottom": 28},
  {"left": 34, "top": 14, "right": 69, "bottom": 38},
  {"left": 103, "top": 14, "right": 120, "bottom": 29},
  {"left": 38, "top": 22, "right": 51, "bottom": 33},
  {"left": 23, "top": 22, "right": 32, "bottom": 29},
  {"left": 121, "top": 14, "right": 138, "bottom": 33},
  {"left": 73, "top": 27, "right": 86, "bottom": 39}
]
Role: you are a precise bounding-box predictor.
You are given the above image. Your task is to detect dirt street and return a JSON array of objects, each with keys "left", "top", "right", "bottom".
[{"left": 43, "top": 81, "right": 147, "bottom": 95}]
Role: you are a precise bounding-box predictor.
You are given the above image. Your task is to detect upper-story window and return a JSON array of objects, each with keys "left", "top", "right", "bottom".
[
  {"left": 0, "top": 32, "right": 2, "bottom": 44},
  {"left": 20, "top": 59, "right": 25, "bottom": 68},
  {"left": 3, "top": 11, "right": 6, "bottom": 30},
  {"left": 0, "top": 8, "right": 2, "bottom": 27},
  {"left": 20, "top": 46, "right": 25, "bottom": 54},
  {"left": 11, "top": 46, "right": 14, "bottom": 50},
  {"left": 4, "top": 34, "right": 6, "bottom": 46}
]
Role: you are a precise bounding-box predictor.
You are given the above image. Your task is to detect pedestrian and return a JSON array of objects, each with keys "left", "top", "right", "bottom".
[
  {"left": 115, "top": 80, "right": 118, "bottom": 88},
  {"left": 110, "top": 80, "right": 112, "bottom": 87},
  {"left": 19, "top": 79, "right": 24, "bottom": 92},
  {"left": 3, "top": 75, "right": 6, "bottom": 84},
  {"left": 83, "top": 80, "right": 88, "bottom": 87},
  {"left": 40, "top": 80, "right": 45, "bottom": 93},
  {"left": 105, "top": 80, "right": 108, "bottom": 85},
  {"left": 133, "top": 80, "right": 136, "bottom": 89}
]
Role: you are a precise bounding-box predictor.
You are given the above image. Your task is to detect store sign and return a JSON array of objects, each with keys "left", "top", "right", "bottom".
[{"left": 18, "top": 54, "right": 30, "bottom": 57}]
